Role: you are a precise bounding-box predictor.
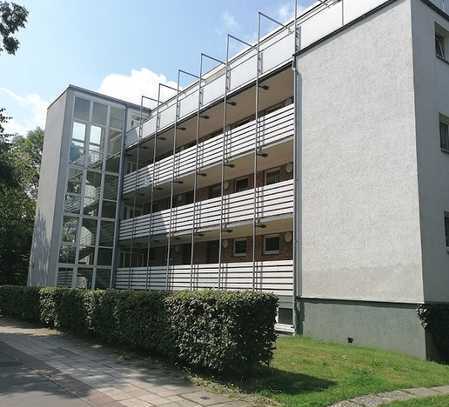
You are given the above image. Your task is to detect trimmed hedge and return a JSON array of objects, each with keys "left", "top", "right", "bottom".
[
  {"left": 417, "top": 304, "right": 449, "bottom": 361},
  {"left": 0, "top": 285, "right": 277, "bottom": 374}
]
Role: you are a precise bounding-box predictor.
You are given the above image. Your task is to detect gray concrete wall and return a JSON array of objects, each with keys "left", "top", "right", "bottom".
[
  {"left": 296, "top": 0, "right": 424, "bottom": 304},
  {"left": 411, "top": 0, "right": 449, "bottom": 303},
  {"left": 300, "top": 299, "right": 427, "bottom": 358},
  {"left": 28, "top": 91, "right": 70, "bottom": 286}
]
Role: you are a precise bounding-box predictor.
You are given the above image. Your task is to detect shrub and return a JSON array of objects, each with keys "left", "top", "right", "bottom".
[
  {"left": 417, "top": 304, "right": 449, "bottom": 361},
  {"left": 0, "top": 285, "right": 277, "bottom": 374}
]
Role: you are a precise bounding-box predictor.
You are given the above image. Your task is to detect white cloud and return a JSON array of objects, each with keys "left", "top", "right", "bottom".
[
  {"left": 277, "top": 2, "right": 305, "bottom": 22},
  {"left": 98, "top": 68, "right": 178, "bottom": 106},
  {"left": 222, "top": 11, "right": 239, "bottom": 30},
  {"left": 0, "top": 88, "right": 48, "bottom": 136}
]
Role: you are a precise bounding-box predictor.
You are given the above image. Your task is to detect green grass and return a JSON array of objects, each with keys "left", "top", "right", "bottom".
[
  {"left": 389, "top": 395, "right": 449, "bottom": 406},
  {"left": 195, "top": 336, "right": 449, "bottom": 407}
]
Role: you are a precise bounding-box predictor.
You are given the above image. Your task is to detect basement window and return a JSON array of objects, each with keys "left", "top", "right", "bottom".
[
  {"left": 264, "top": 235, "right": 280, "bottom": 255},
  {"left": 440, "top": 114, "right": 449, "bottom": 153},
  {"left": 436, "top": 24, "right": 448, "bottom": 61},
  {"left": 233, "top": 239, "right": 247, "bottom": 257}
]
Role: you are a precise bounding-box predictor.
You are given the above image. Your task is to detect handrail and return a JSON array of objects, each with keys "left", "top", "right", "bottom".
[
  {"left": 123, "top": 103, "right": 294, "bottom": 194},
  {"left": 120, "top": 179, "right": 293, "bottom": 240}
]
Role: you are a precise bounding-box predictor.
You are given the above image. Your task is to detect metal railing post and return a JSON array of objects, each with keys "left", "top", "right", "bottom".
[
  {"left": 164, "top": 81, "right": 181, "bottom": 291},
  {"left": 142, "top": 93, "right": 161, "bottom": 291}
]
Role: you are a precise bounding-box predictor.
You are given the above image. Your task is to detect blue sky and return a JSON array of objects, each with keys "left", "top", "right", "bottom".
[{"left": 0, "top": 0, "right": 314, "bottom": 135}]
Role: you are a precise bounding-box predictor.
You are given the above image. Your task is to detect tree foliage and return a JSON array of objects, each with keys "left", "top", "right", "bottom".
[
  {"left": 0, "top": 1, "right": 28, "bottom": 55},
  {"left": 0, "top": 119, "right": 43, "bottom": 285}
]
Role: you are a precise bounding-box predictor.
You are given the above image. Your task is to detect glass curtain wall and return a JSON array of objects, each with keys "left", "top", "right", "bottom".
[{"left": 57, "top": 95, "right": 124, "bottom": 289}]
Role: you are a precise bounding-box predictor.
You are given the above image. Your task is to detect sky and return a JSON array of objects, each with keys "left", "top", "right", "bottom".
[{"left": 0, "top": 0, "right": 314, "bottom": 135}]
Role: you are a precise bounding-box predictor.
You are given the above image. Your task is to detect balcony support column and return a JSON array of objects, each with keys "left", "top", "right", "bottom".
[
  {"left": 143, "top": 92, "right": 162, "bottom": 290},
  {"left": 292, "top": 0, "right": 302, "bottom": 333},
  {"left": 164, "top": 81, "right": 182, "bottom": 290}
]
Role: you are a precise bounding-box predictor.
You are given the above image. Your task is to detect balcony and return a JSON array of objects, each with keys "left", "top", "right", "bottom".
[
  {"left": 120, "top": 179, "right": 293, "bottom": 241},
  {"left": 125, "top": 0, "right": 393, "bottom": 148},
  {"left": 115, "top": 259, "right": 293, "bottom": 297},
  {"left": 123, "top": 103, "right": 294, "bottom": 195}
]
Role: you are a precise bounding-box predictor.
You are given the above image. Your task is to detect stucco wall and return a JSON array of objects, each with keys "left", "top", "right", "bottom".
[
  {"left": 297, "top": 0, "right": 424, "bottom": 303},
  {"left": 28, "top": 92, "right": 69, "bottom": 286},
  {"left": 411, "top": 0, "right": 449, "bottom": 303}
]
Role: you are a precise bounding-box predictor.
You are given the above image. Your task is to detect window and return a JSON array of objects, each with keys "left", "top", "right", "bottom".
[
  {"left": 92, "top": 102, "right": 107, "bottom": 126},
  {"left": 235, "top": 177, "right": 250, "bottom": 193},
  {"left": 95, "top": 269, "right": 111, "bottom": 289},
  {"left": 436, "top": 24, "right": 449, "bottom": 61},
  {"left": 110, "top": 107, "right": 125, "bottom": 130},
  {"left": 233, "top": 239, "right": 247, "bottom": 257},
  {"left": 62, "top": 216, "right": 79, "bottom": 243},
  {"left": 440, "top": 115, "right": 449, "bottom": 152},
  {"left": 264, "top": 235, "right": 280, "bottom": 255},
  {"left": 445, "top": 212, "right": 449, "bottom": 248},
  {"left": 206, "top": 240, "right": 219, "bottom": 263},
  {"left": 265, "top": 168, "right": 281, "bottom": 185},
  {"left": 76, "top": 267, "right": 93, "bottom": 288},
  {"left": 70, "top": 122, "right": 86, "bottom": 164},
  {"left": 74, "top": 97, "right": 90, "bottom": 121}
]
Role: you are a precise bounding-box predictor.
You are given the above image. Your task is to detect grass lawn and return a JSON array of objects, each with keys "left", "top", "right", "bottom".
[
  {"left": 195, "top": 336, "right": 449, "bottom": 407},
  {"left": 389, "top": 395, "right": 449, "bottom": 406}
]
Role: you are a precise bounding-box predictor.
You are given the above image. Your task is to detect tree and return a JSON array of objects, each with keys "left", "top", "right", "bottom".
[
  {"left": 11, "top": 127, "right": 44, "bottom": 198},
  {"left": 0, "top": 126, "right": 43, "bottom": 285},
  {"left": 0, "top": 1, "right": 28, "bottom": 55},
  {"left": 0, "top": 108, "right": 17, "bottom": 186}
]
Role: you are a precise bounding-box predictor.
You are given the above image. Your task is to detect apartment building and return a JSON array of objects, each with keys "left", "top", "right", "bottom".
[{"left": 29, "top": 0, "right": 449, "bottom": 359}]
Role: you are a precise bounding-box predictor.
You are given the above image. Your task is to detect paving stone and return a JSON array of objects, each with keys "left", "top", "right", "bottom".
[
  {"left": 181, "top": 391, "right": 231, "bottom": 406},
  {"left": 350, "top": 395, "right": 386, "bottom": 407},
  {"left": 119, "top": 398, "right": 153, "bottom": 407},
  {"left": 403, "top": 387, "right": 441, "bottom": 397},
  {"left": 329, "top": 402, "right": 361, "bottom": 407},
  {"left": 377, "top": 390, "right": 414, "bottom": 402},
  {"left": 138, "top": 393, "right": 172, "bottom": 405}
]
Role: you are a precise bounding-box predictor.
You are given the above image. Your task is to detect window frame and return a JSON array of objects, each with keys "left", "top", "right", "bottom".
[
  {"left": 445, "top": 211, "right": 449, "bottom": 249},
  {"left": 234, "top": 176, "right": 250, "bottom": 193},
  {"left": 435, "top": 24, "right": 449, "bottom": 61},
  {"left": 263, "top": 234, "right": 281, "bottom": 255},
  {"left": 233, "top": 238, "right": 247, "bottom": 257},
  {"left": 440, "top": 114, "right": 449, "bottom": 153},
  {"left": 265, "top": 167, "right": 281, "bottom": 186}
]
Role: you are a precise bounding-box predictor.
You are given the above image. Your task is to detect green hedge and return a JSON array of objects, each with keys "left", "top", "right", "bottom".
[
  {"left": 417, "top": 304, "right": 449, "bottom": 361},
  {"left": 0, "top": 285, "right": 277, "bottom": 374}
]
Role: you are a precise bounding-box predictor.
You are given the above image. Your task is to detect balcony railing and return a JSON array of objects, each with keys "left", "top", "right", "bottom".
[
  {"left": 126, "top": 0, "right": 393, "bottom": 147},
  {"left": 120, "top": 179, "right": 293, "bottom": 241},
  {"left": 115, "top": 259, "right": 293, "bottom": 297},
  {"left": 123, "top": 103, "right": 294, "bottom": 194}
]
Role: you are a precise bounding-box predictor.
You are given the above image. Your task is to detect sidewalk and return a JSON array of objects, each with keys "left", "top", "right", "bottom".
[{"left": 0, "top": 318, "right": 251, "bottom": 407}]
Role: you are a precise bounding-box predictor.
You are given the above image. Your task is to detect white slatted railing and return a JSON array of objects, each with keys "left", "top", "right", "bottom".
[
  {"left": 123, "top": 104, "right": 294, "bottom": 194},
  {"left": 115, "top": 259, "right": 293, "bottom": 297},
  {"left": 119, "top": 179, "right": 293, "bottom": 240}
]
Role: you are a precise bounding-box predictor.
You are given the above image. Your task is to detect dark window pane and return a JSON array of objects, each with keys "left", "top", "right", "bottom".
[
  {"left": 95, "top": 269, "right": 111, "bottom": 289},
  {"left": 233, "top": 239, "right": 247, "bottom": 256},
  {"left": 97, "top": 248, "right": 113, "bottom": 266},
  {"left": 67, "top": 167, "right": 82, "bottom": 193},
  {"left": 74, "top": 97, "right": 90, "bottom": 121},
  {"left": 436, "top": 34, "right": 446, "bottom": 60},
  {"left": 440, "top": 121, "right": 449, "bottom": 152},
  {"left": 264, "top": 236, "right": 280, "bottom": 254},
  {"left": 445, "top": 212, "right": 449, "bottom": 247},
  {"left": 107, "top": 129, "right": 122, "bottom": 156},
  {"left": 99, "top": 221, "right": 114, "bottom": 247},
  {"left": 64, "top": 194, "right": 81, "bottom": 214},
  {"left": 208, "top": 184, "right": 221, "bottom": 199},
  {"left": 105, "top": 154, "right": 120, "bottom": 173},
  {"left": 235, "top": 177, "right": 250, "bottom": 193},
  {"left": 102, "top": 200, "right": 116, "bottom": 218},
  {"left": 104, "top": 174, "right": 118, "bottom": 200}
]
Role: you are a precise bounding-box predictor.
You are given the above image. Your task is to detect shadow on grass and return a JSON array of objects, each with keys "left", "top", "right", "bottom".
[{"left": 195, "top": 365, "right": 336, "bottom": 398}]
